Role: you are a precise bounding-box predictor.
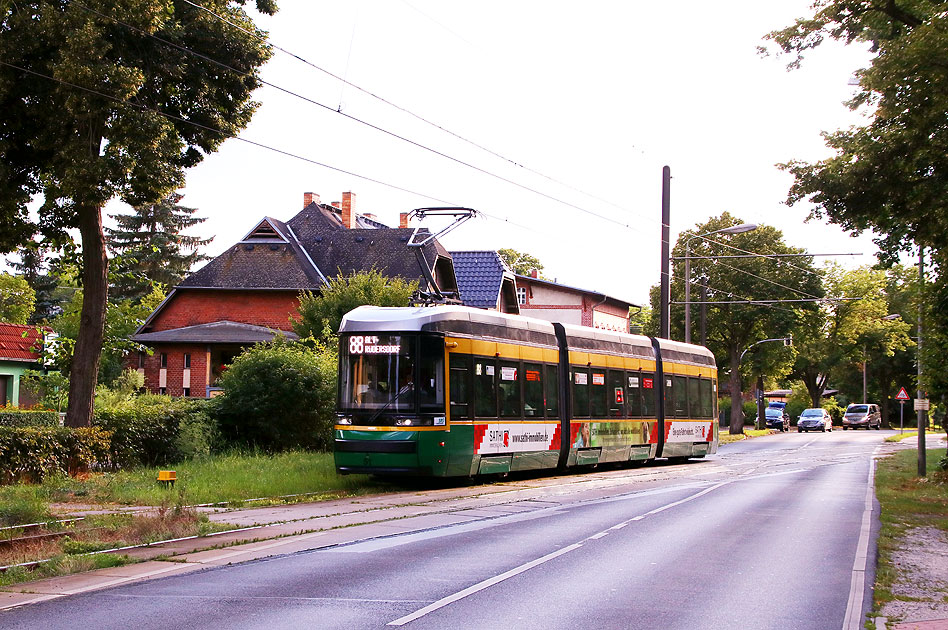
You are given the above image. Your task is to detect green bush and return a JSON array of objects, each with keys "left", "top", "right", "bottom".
[
  {"left": 822, "top": 397, "right": 846, "bottom": 423},
  {"left": 94, "top": 395, "right": 197, "bottom": 467},
  {"left": 212, "top": 338, "right": 337, "bottom": 451},
  {"left": 0, "top": 408, "right": 59, "bottom": 428},
  {"left": 0, "top": 426, "right": 112, "bottom": 483},
  {"left": 174, "top": 399, "right": 219, "bottom": 459}
]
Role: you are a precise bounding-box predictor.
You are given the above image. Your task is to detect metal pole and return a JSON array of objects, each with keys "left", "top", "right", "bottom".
[
  {"left": 700, "top": 276, "right": 708, "bottom": 347},
  {"left": 684, "top": 246, "right": 691, "bottom": 344},
  {"left": 900, "top": 400, "right": 904, "bottom": 434},
  {"left": 660, "top": 166, "right": 671, "bottom": 339},
  {"left": 917, "top": 247, "right": 926, "bottom": 476},
  {"left": 863, "top": 345, "right": 867, "bottom": 404}
]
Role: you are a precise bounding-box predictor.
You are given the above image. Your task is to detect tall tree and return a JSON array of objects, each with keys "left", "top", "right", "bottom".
[
  {"left": 497, "top": 248, "right": 545, "bottom": 276},
  {"left": 6, "top": 242, "right": 62, "bottom": 323},
  {"left": 790, "top": 264, "right": 912, "bottom": 408},
  {"left": 764, "top": 0, "right": 948, "bottom": 395},
  {"left": 0, "top": 1, "right": 276, "bottom": 426},
  {"left": 652, "top": 213, "right": 823, "bottom": 434},
  {"left": 0, "top": 273, "right": 36, "bottom": 325},
  {"left": 108, "top": 192, "right": 212, "bottom": 301}
]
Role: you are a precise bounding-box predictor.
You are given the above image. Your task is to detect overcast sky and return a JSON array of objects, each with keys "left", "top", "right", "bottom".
[{"left": 120, "top": 1, "right": 878, "bottom": 305}]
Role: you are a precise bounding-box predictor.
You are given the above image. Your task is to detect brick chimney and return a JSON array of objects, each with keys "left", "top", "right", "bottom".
[
  {"left": 530, "top": 268, "right": 539, "bottom": 279},
  {"left": 303, "top": 192, "right": 319, "bottom": 208},
  {"left": 399, "top": 212, "right": 409, "bottom": 229},
  {"left": 341, "top": 192, "right": 357, "bottom": 229}
]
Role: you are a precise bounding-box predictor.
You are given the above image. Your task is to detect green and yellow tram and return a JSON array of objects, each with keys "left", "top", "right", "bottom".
[{"left": 334, "top": 305, "right": 718, "bottom": 477}]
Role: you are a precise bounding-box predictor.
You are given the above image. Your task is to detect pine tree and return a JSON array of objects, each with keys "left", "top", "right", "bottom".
[
  {"left": 7, "top": 242, "right": 63, "bottom": 323},
  {"left": 107, "top": 193, "right": 213, "bottom": 302}
]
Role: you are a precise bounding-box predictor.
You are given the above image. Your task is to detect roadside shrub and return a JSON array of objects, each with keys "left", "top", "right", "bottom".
[
  {"left": 174, "top": 399, "right": 219, "bottom": 459},
  {"left": 212, "top": 338, "right": 337, "bottom": 451},
  {"left": 0, "top": 408, "right": 59, "bottom": 428},
  {"left": 822, "top": 397, "right": 845, "bottom": 423},
  {"left": 743, "top": 400, "right": 759, "bottom": 425},
  {"left": 94, "top": 395, "right": 194, "bottom": 467},
  {"left": 0, "top": 426, "right": 112, "bottom": 483}
]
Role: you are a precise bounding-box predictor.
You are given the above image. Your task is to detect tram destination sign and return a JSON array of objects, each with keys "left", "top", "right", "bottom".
[{"left": 348, "top": 335, "right": 401, "bottom": 355}]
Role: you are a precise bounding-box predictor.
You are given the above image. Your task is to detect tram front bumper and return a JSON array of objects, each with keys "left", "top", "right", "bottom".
[{"left": 333, "top": 431, "right": 425, "bottom": 475}]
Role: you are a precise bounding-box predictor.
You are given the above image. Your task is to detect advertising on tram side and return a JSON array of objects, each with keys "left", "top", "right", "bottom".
[{"left": 570, "top": 421, "right": 653, "bottom": 448}]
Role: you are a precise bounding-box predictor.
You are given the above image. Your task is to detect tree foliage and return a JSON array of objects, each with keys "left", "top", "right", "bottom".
[
  {"left": 764, "top": 0, "right": 948, "bottom": 397},
  {"left": 6, "top": 241, "right": 63, "bottom": 323},
  {"left": 0, "top": 273, "right": 36, "bottom": 325},
  {"left": 48, "top": 285, "right": 166, "bottom": 385},
  {"left": 0, "top": 0, "right": 276, "bottom": 427},
  {"left": 791, "top": 264, "right": 912, "bottom": 407},
  {"left": 293, "top": 269, "right": 418, "bottom": 342},
  {"left": 107, "top": 192, "right": 212, "bottom": 301},
  {"left": 212, "top": 339, "right": 337, "bottom": 451},
  {"left": 497, "top": 248, "right": 545, "bottom": 276},
  {"left": 651, "top": 213, "right": 822, "bottom": 433}
]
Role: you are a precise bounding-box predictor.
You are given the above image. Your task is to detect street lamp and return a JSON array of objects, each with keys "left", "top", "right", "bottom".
[
  {"left": 684, "top": 223, "right": 759, "bottom": 344},
  {"left": 863, "top": 313, "right": 902, "bottom": 404}
]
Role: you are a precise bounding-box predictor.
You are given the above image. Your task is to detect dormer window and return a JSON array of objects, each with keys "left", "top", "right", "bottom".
[{"left": 241, "top": 218, "right": 288, "bottom": 243}]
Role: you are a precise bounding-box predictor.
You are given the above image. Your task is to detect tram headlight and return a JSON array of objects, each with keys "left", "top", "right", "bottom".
[{"left": 395, "top": 418, "right": 413, "bottom": 426}]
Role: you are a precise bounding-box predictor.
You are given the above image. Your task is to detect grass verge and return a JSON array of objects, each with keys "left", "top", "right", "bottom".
[
  {"left": 0, "top": 506, "right": 235, "bottom": 587},
  {"left": 872, "top": 448, "right": 948, "bottom": 614},
  {"left": 0, "top": 450, "right": 385, "bottom": 512},
  {"left": 719, "top": 428, "right": 776, "bottom": 444}
]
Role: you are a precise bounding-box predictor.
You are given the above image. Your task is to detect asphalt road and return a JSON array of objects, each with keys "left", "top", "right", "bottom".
[{"left": 1, "top": 429, "right": 885, "bottom": 630}]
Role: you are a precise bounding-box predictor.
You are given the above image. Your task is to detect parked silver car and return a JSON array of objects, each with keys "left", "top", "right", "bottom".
[
  {"left": 798, "top": 408, "right": 833, "bottom": 433},
  {"left": 842, "top": 404, "right": 881, "bottom": 430}
]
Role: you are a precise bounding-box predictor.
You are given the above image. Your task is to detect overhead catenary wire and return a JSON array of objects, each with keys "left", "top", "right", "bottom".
[
  {"left": 176, "top": 0, "right": 658, "bottom": 227},
  {"left": 0, "top": 59, "right": 460, "bottom": 208},
  {"left": 68, "top": 0, "right": 646, "bottom": 234}
]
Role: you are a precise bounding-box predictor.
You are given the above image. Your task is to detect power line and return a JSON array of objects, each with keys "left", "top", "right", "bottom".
[
  {"left": 177, "top": 0, "right": 655, "bottom": 227},
  {"left": 0, "top": 59, "right": 459, "bottom": 207},
  {"left": 700, "top": 234, "right": 824, "bottom": 279},
  {"left": 709, "top": 258, "right": 823, "bottom": 300}
]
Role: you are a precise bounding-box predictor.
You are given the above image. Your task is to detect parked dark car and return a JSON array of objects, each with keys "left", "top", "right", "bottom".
[
  {"left": 765, "top": 407, "right": 790, "bottom": 432},
  {"left": 842, "top": 404, "right": 882, "bottom": 430},
  {"left": 798, "top": 408, "right": 833, "bottom": 433}
]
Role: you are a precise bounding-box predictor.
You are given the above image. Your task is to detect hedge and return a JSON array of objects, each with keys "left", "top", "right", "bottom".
[
  {"left": 0, "top": 409, "right": 60, "bottom": 428},
  {"left": 94, "top": 398, "right": 210, "bottom": 467},
  {"left": 0, "top": 427, "right": 112, "bottom": 483}
]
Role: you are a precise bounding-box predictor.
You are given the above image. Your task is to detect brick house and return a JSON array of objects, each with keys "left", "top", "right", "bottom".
[
  {"left": 514, "top": 270, "right": 636, "bottom": 333},
  {"left": 131, "top": 191, "right": 458, "bottom": 397}
]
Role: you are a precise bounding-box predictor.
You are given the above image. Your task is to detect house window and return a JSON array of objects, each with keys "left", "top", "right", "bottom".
[
  {"left": 138, "top": 352, "right": 146, "bottom": 368},
  {"left": 516, "top": 287, "right": 526, "bottom": 305},
  {"left": 160, "top": 353, "right": 168, "bottom": 368},
  {"left": 159, "top": 387, "right": 167, "bottom": 395},
  {"left": 183, "top": 387, "right": 190, "bottom": 397},
  {"left": 184, "top": 353, "right": 191, "bottom": 369}
]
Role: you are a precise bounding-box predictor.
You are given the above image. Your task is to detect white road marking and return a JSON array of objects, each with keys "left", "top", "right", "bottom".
[
  {"left": 387, "top": 482, "right": 733, "bottom": 626},
  {"left": 842, "top": 445, "right": 880, "bottom": 630},
  {"left": 386, "top": 543, "right": 583, "bottom": 626}
]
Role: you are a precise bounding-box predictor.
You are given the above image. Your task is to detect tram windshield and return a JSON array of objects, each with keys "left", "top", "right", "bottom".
[{"left": 339, "top": 334, "right": 445, "bottom": 415}]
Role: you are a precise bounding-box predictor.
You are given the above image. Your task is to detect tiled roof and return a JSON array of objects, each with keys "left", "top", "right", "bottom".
[
  {"left": 132, "top": 321, "right": 299, "bottom": 344},
  {"left": 0, "top": 323, "right": 44, "bottom": 362},
  {"left": 177, "top": 202, "right": 451, "bottom": 292},
  {"left": 451, "top": 251, "right": 508, "bottom": 309}
]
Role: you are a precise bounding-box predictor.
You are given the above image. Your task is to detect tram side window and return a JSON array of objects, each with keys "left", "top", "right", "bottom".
[
  {"left": 572, "top": 368, "right": 589, "bottom": 418},
  {"left": 499, "top": 361, "right": 521, "bottom": 418},
  {"left": 524, "top": 363, "right": 544, "bottom": 418},
  {"left": 641, "top": 372, "right": 656, "bottom": 417},
  {"left": 627, "top": 372, "right": 642, "bottom": 417},
  {"left": 608, "top": 370, "right": 624, "bottom": 418},
  {"left": 545, "top": 364, "right": 559, "bottom": 416},
  {"left": 700, "top": 379, "right": 714, "bottom": 418},
  {"left": 673, "top": 375, "right": 688, "bottom": 417},
  {"left": 474, "top": 358, "right": 497, "bottom": 417},
  {"left": 590, "top": 370, "right": 607, "bottom": 417},
  {"left": 419, "top": 336, "right": 445, "bottom": 412},
  {"left": 688, "top": 377, "right": 701, "bottom": 418},
  {"left": 449, "top": 354, "right": 471, "bottom": 419}
]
